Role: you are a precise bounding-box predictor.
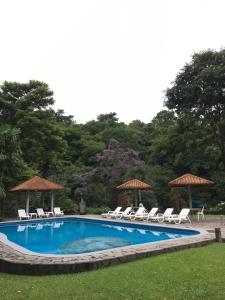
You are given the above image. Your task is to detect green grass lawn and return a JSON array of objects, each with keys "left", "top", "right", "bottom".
[
  {"left": 0, "top": 243, "right": 225, "bottom": 300},
  {"left": 205, "top": 214, "right": 225, "bottom": 218}
]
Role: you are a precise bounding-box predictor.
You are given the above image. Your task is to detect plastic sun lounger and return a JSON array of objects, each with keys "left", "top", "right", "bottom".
[
  {"left": 135, "top": 207, "right": 158, "bottom": 221},
  {"left": 54, "top": 207, "right": 64, "bottom": 217},
  {"left": 150, "top": 208, "right": 174, "bottom": 223},
  {"left": 123, "top": 207, "right": 147, "bottom": 220},
  {"left": 167, "top": 208, "right": 191, "bottom": 224},
  {"left": 36, "top": 208, "right": 50, "bottom": 218},
  {"left": 18, "top": 209, "right": 31, "bottom": 220},
  {"left": 113, "top": 207, "right": 133, "bottom": 219},
  {"left": 101, "top": 207, "right": 122, "bottom": 218}
]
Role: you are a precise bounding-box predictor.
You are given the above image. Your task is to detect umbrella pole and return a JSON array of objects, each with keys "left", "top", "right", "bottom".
[
  {"left": 188, "top": 185, "right": 192, "bottom": 209},
  {"left": 138, "top": 190, "right": 142, "bottom": 203},
  {"left": 51, "top": 192, "right": 54, "bottom": 212},
  {"left": 26, "top": 191, "right": 30, "bottom": 214}
]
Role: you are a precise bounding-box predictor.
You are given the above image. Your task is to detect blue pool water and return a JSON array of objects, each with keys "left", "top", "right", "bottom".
[{"left": 0, "top": 218, "right": 199, "bottom": 255}]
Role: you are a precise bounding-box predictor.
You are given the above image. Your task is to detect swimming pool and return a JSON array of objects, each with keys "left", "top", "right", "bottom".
[{"left": 0, "top": 217, "right": 199, "bottom": 255}]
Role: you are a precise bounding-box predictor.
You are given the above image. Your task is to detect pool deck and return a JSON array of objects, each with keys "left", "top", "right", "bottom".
[{"left": 0, "top": 215, "right": 223, "bottom": 275}]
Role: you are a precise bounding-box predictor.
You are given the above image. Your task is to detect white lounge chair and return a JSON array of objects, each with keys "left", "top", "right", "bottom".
[
  {"left": 145, "top": 207, "right": 159, "bottom": 221},
  {"left": 150, "top": 208, "right": 174, "bottom": 223},
  {"left": 196, "top": 206, "right": 205, "bottom": 221},
  {"left": 54, "top": 207, "right": 64, "bottom": 217},
  {"left": 18, "top": 209, "right": 31, "bottom": 220},
  {"left": 115, "top": 207, "right": 133, "bottom": 219},
  {"left": 101, "top": 207, "right": 122, "bottom": 218},
  {"left": 135, "top": 207, "right": 158, "bottom": 221},
  {"left": 123, "top": 207, "right": 147, "bottom": 220},
  {"left": 36, "top": 208, "right": 50, "bottom": 218},
  {"left": 167, "top": 208, "right": 191, "bottom": 224},
  {"left": 110, "top": 207, "right": 131, "bottom": 219}
]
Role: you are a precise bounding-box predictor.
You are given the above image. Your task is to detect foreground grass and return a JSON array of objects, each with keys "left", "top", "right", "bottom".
[{"left": 0, "top": 243, "right": 225, "bottom": 300}]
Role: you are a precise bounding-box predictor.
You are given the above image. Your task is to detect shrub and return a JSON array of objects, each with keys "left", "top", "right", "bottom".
[
  {"left": 207, "top": 201, "right": 225, "bottom": 215},
  {"left": 86, "top": 206, "right": 111, "bottom": 215},
  {"left": 61, "top": 198, "right": 79, "bottom": 214}
]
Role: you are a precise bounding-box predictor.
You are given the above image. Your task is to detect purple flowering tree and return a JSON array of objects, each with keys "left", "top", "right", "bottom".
[
  {"left": 96, "top": 139, "right": 144, "bottom": 184},
  {"left": 74, "top": 171, "right": 96, "bottom": 213},
  {"left": 74, "top": 139, "right": 147, "bottom": 210}
]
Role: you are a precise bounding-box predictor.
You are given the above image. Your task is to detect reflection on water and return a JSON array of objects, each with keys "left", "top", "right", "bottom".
[
  {"left": 16, "top": 221, "right": 64, "bottom": 232},
  {"left": 17, "top": 225, "right": 26, "bottom": 232},
  {"left": 102, "top": 224, "right": 181, "bottom": 239},
  {"left": 151, "top": 231, "right": 161, "bottom": 236},
  {"left": 36, "top": 223, "right": 44, "bottom": 230},
  {"left": 137, "top": 229, "right": 147, "bottom": 235},
  {"left": 1, "top": 219, "right": 195, "bottom": 255}
]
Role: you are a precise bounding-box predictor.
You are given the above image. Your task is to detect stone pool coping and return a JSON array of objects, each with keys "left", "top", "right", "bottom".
[{"left": 0, "top": 215, "right": 215, "bottom": 275}]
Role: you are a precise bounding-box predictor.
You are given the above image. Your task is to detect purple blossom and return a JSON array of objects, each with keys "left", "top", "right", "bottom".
[{"left": 74, "top": 139, "right": 147, "bottom": 202}]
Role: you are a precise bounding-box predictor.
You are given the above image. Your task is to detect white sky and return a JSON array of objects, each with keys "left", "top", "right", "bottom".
[{"left": 1, "top": 0, "right": 225, "bottom": 124}]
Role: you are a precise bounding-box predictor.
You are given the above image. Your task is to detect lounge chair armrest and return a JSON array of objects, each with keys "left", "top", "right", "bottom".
[
  {"left": 168, "top": 214, "right": 179, "bottom": 219},
  {"left": 156, "top": 213, "right": 163, "bottom": 217}
]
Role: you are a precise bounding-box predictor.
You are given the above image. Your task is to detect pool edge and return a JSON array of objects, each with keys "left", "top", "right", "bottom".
[{"left": 0, "top": 215, "right": 215, "bottom": 275}]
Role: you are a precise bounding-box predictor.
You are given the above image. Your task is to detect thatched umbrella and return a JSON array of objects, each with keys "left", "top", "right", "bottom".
[
  {"left": 10, "top": 176, "right": 64, "bottom": 213},
  {"left": 116, "top": 179, "right": 152, "bottom": 206},
  {"left": 168, "top": 173, "right": 214, "bottom": 208}
]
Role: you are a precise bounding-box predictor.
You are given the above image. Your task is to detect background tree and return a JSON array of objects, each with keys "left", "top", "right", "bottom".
[
  {"left": 0, "top": 81, "right": 68, "bottom": 176},
  {"left": 74, "top": 139, "right": 155, "bottom": 209},
  {"left": 165, "top": 49, "right": 225, "bottom": 170},
  {"left": 0, "top": 125, "right": 34, "bottom": 216},
  {"left": 0, "top": 75, "right": 222, "bottom": 216}
]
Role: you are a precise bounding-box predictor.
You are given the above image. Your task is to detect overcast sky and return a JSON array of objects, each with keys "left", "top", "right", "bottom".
[{"left": 1, "top": 0, "right": 225, "bottom": 123}]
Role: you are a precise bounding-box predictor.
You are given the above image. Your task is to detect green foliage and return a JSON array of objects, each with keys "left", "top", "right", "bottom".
[
  {"left": 165, "top": 49, "right": 225, "bottom": 169},
  {"left": 207, "top": 201, "right": 225, "bottom": 214},
  {"left": 74, "top": 139, "right": 154, "bottom": 209},
  {"left": 0, "top": 126, "right": 34, "bottom": 188},
  {"left": 1, "top": 69, "right": 225, "bottom": 216},
  {"left": 60, "top": 198, "right": 78, "bottom": 214},
  {"left": 86, "top": 206, "right": 111, "bottom": 214}
]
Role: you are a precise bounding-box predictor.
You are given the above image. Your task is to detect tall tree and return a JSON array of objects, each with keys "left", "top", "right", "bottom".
[
  {"left": 0, "top": 81, "right": 68, "bottom": 176},
  {"left": 0, "top": 125, "right": 34, "bottom": 216},
  {"left": 0, "top": 80, "right": 54, "bottom": 123},
  {"left": 165, "top": 49, "right": 225, "bottom": 169},
  {"left": 97, "top": 112, "right": 119, "bottom": 125}
]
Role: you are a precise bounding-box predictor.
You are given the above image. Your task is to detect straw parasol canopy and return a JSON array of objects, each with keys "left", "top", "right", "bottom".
[
  {"left": 168, "top": 173, "right": 214, "bottom": 208},
  {"left": 117, "top": 179, "right": 152, "bottom": 206},
  {"left": 10, "top": 176, "right": 64, "bottom": 213}
]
